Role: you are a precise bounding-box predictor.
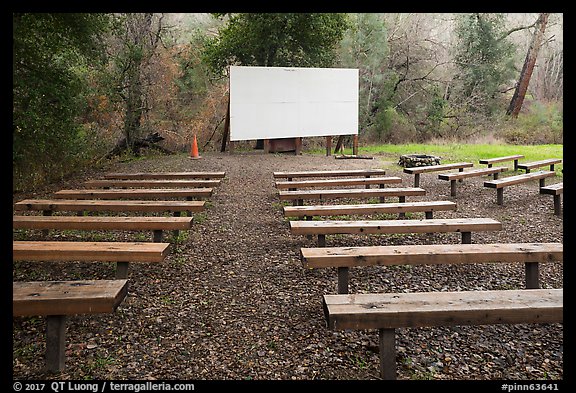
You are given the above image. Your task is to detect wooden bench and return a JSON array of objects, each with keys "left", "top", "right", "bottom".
[
  {"left": 301, "top": 242, "right": 562, "bottom": 294},
  {"left": 479, "top": 154, "right": 524, "bottom": 170},
  {"left": 13, "top": 241, "right": 171, "bottom": 279},
  {"left": 275, "top": 176, "right": 402, "bottom": 190},
  {"left": 84, "top": 179, "right": 221, "bottom": 188},
  {"left": 278, "top": 187, "right": 426, "bottom": 206},
  {"left": 14, "top": 199, "right": 205, "bottom": 216},
  {"left": 53, "top": 188, "right": 213, "bottom": 200},
  {"left": 517, "top": 158, "right": 562, "bottom": 173},
  {"left": 13, "top": 215, "right": 194, "bottom": 242},
  {"left": 104, "top": 171, "right": 226, "bottom": 179},
  {"left": 403, "top": 162, "right": 474, "bottom": 187},
  {"left": 291, "top": 217, "right": 502, "bottom": 247},
  {"left": 283, "top": 200, "right": 457, "bottom": 220},
  {"left": 273, "top": 169, "right": 387, "bottom": 180},
  {"left": 540, "top": 182, "right": 563, "bottom": 216},
  {"left": 323, "top": 288, "right": 563, "bottom": 380},
  {"left": 438, "top": 166, "right": 507, "bottom": 197},
  {"left": 13, "top": 279, "right": 128, "bottom": 372},
  {"left": 483, "top": 170, "right": 556, "bottom": 205}
]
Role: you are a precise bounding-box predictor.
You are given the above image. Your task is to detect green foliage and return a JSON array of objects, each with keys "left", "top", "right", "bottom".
[
  {"left": 202, "top": 13, "right": 350, "bottom": 75},
  {"left": 13, "top": 13, "right": 112, "bottom": 192},
  {"left": 338, "top": 13, "right": 391, "bottom": 137},
  {"left": 453, "top": 13, "right": 516, "bottom": 115},
  {"left": 498, "top": 101, "right": 563, "bottom": 144}
]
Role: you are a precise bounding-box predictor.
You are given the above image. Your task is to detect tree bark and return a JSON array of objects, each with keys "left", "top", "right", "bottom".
[{"left": 506, "top": 13, "right": 550, "bottom": 118}]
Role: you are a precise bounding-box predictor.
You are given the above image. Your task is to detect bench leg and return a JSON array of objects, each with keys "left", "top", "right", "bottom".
[
  {"left": 46, "top": 315, "right": 67, "bottom": 372},
  {"left": 496, "top": 188, "right": 504, "bottom": 205},
  {"left": 513, "top": 160, "right": 518, "bottom": 171},
  {"left": 366, "top": 175, "right": 371, "bottom": 189},
  {"left": 414, "top": 174, "right": 420, "bottom": 188},
  {"left": 539, "top": 178, "right": 546, "bottom": 188},
  {"left": 116, "top": 262, "right": 129, "bottom": 279},
  {"left": 425, "top": 211, "right": 433, "bottom": 219},
  {"left": 42, "top": 210, "right": 53, "bottom": 237},
  {"left": 458, "top": 168, "right": 464, "bottom": 182},
  {"left": 450, "top": 180, "right": 457, "bottom": 197},
  {"left": 461, "top": 232, "right": 471, "bottom": 244},
  {"left": 494, "top": 172, "right": 500, "bottom": 180},
  {"left": 379, "top": 328, "right": 397, "bottom": 380},
  {"left": 525, "top": 262, "right": 540, "bottom": 289},
  {"left": 172, "top": 211, "right": 181, "bottom": 238},
  {"left": 153, "top": 230, "right": 163, "bottom": 243},
  {"left": 318, "top": 234, "right": 326, "bottom": 247},
  {"left": 337, "top": 267, "right": 349, "bottom": 294},
  {"left": 553, "top": 195, "right": 561, "bottom": 216},
  {"left": 398, "top": 196, "right": 406, "bottom": 219}
]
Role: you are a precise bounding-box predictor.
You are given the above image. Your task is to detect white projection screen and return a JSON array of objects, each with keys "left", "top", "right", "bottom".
[{"left": 229, "top": 66, "right": 359, "bottom": 141}]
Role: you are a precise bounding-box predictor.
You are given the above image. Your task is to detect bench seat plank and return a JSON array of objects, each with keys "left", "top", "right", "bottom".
[
  {"left": 517, "top": 158, "right": 562, "bottom": 172},
  {"left": 13, "top": 241, "right": 171, "bottom": 262},
  {"left": 53, "top": 188, "right": 213, "bottom": 199},
  {"left": 323, "top": 288, "right": 563, "bottom": 330},
  {"left": 479, "top": 155, "right": 524, "bottom": 170},
  {"left": 291, "top": 217, "right": 502, "bottom": 235},
  {"left": 484, "top": 170, "right": 555, "bottom": 188},
  {"left": 104, "top": 171, "right": 226, "bottom": 179},
  {"left": 403, "top": 162, "right": 473, "bottom": 175},
  {"left": 278, "top": 187, "right": 426, "bottom": 201},
  {"left": 13, "top": 279, "right": 128, "bottom": 317},
  {"left": 13, "top": 215, "right": 194, "bottom": 231},
  {"left": 84, "top": 179, "right": 221, "bottom": 188},
  {"left": 283, "top": 201, "right": 457, "bottom": 218},
  {"left": 275, "top": 176, "right": 402, "bottom": 189},
  {"left": 273, "top": 169, "right": 386, "bottom": 179},
  {"left": 438, "top": 166, "right": 507, "bottom": 181},
  {"left": 301, "top": 242, "right": 562, "bottom": 269},
  {"left": 14, "top": 199, "right": 205, "bottom": 213},
  {"left": 540, "top": 182, "right": 563, "bottom": 195},
  {"left": 404, "top": 162, "right": 474, "bottom": 187}
]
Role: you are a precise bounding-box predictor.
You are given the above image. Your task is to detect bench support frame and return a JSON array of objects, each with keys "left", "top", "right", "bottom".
[{"left": 46, "top": 315, "right": 67, "bottom": 372}]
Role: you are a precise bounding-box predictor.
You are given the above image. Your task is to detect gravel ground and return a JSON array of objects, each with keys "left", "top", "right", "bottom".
[{"left": 12, "top": 150, "right": 563, "bottom": 382}]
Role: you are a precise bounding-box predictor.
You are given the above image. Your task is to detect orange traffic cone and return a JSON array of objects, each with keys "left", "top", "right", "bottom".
[{"left": 189, "top": 134, "right": 201, "bottom": 159}]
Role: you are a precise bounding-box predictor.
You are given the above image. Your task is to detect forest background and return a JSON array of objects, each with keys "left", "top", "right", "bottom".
[{"left": 12, "top": 13, "right": 563, "bottom": 193}]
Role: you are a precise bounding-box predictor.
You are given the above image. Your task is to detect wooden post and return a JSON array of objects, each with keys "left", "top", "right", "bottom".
[
  {"left": 525, "top": 262, "right": 540, "bottom": 289},
  {"left": 353, "top": 134, "right": 358, "bottom": 155},
  {"left": 461, "top": 232, "right": 472, "bottom": 244},
  {"left": 414, "top": 174, "right": 420, "bottom": 187},
  {"left": 425, "top": 211, "right": 433, "bottom": 219},
  {"left": 497, "top": 189, "right": 504, "bottom": 205},
  {"left": 318, "top": 234, "right": 326, "bottom": 247},
  {"left": 295, "top": 137, "right": 302, "bottom": 155},
  {"left": 337, "top": 267, "right": 349, "bottom": 294},
  {"left": 116, "top": 262, "right": 129, "bottom": 279},
  {"left": 326, "top": 136, "right": 332, "bottom": 156},
  {"left": 263, "top": 139, "right": 270, "bottom": 153},
  {"left": 379, "top": 328, "right": 397, "bottom": 380},
  {"left": 46, "top": 315, "right": 67, "bottom": 372},
  {"left": 153, "top": 230, "right": 163, "bottom": 243},
  {"left": 450, "top": 180, "right": 457, "bottom": 197},
  {"left": 553, "top": 195, "right": 561, "bottom": 216}
]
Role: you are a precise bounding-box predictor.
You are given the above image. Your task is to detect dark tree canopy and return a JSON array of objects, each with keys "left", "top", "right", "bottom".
[
  {"left": 13, "top": 13, "right": 111, "bottom": 189},
  {"left": 202, "top": 13, "right": 350, "bottom": 75}
]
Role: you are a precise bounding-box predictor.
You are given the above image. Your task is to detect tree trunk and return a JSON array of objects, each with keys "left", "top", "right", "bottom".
[{"left": 506, "top": 13, "right": 550, "bottom": 118}]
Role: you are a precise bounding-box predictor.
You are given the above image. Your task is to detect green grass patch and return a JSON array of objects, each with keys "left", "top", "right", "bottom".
[{"left": 306, "top": 143, "right": 563, "bottom": 177}]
